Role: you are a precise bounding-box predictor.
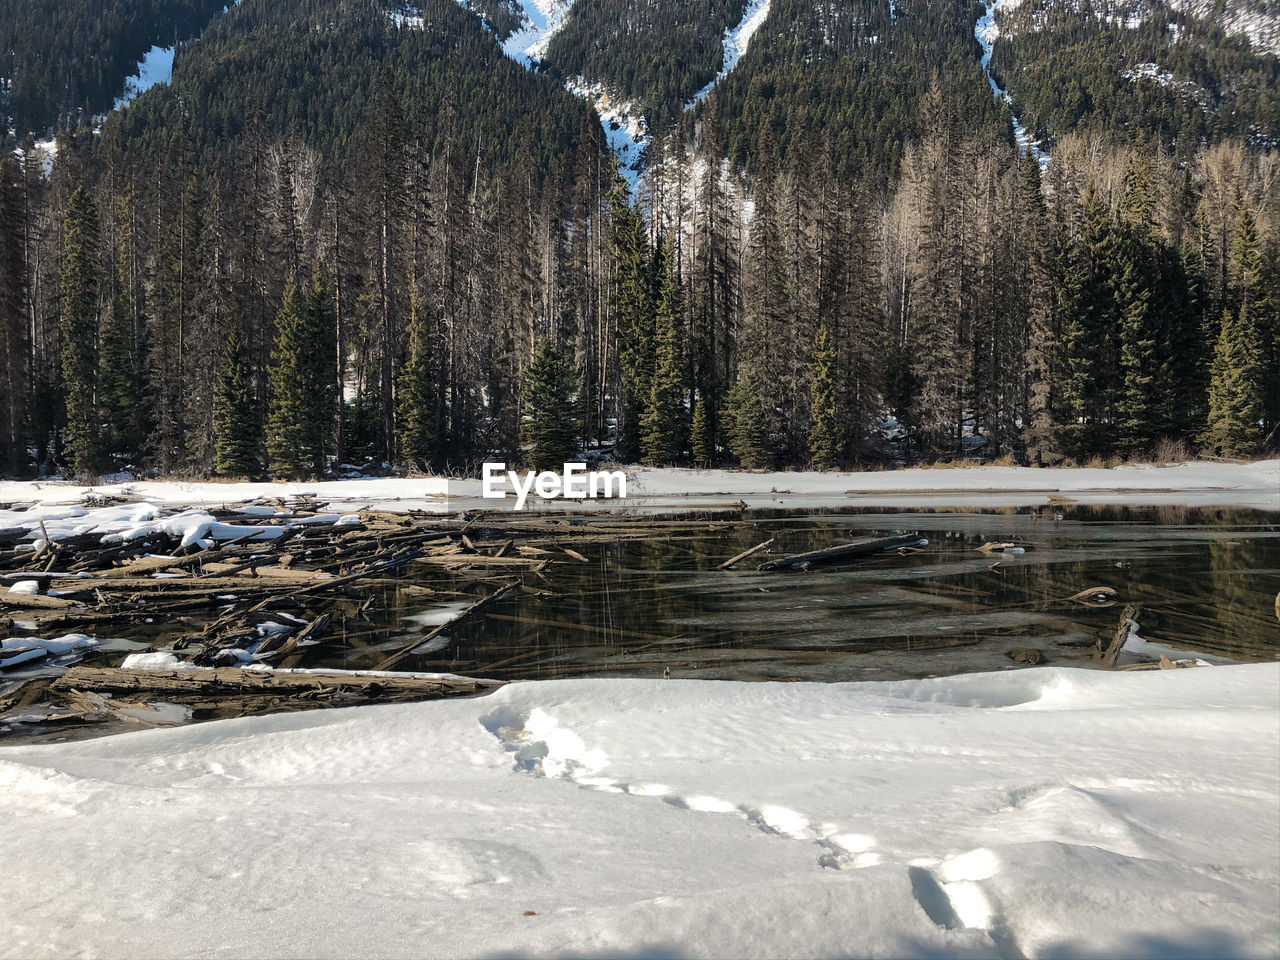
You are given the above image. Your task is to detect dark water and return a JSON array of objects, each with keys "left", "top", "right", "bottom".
[{"left": 317, "top": 504, "right": 1280, "bottom": 682}]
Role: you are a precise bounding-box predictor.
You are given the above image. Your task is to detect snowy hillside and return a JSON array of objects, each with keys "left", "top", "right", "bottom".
[{"left": 1, "top": 665, "right": 1275, "bottom": 957}]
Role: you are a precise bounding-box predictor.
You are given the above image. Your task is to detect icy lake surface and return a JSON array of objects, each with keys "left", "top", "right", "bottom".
[{"left": 312, "top": 505, "right": 1280, "bottom": 682}]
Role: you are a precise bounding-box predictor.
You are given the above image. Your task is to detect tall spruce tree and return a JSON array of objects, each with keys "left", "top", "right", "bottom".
[
  {"left": 521, "top": 337, "right": 579, "bottom": 472},
  {"left": 611, "top": 183, "right": 653, "bottom": 462},
  {"left": 266, "top": 274, "right": 323, "bottom": 479},
  {"left": 808, "top": 323, "right": 840, "bottom": 467},
  {"left": 1203, "top": 307, "right": 1264, "bottom": 456},
  {"left": 1020, "top": 154, "right": 1061, "bottom": 464},
  {"left": 640, "top": 242, "right": 687, "bottom": 466},
  {"left": 690, "top": 394, "right": 713, "bottom": 468},
  {"left": 723, "top": 371, "right": 768, "bottom": 469},
  {"left": 396, "top": 293, "right": 436, "bottom": 470},
  {"left": 1114, "top": 155, "right": 1159, "bottom": 453},
  {"left": 213, "top": 321, "right": 262, "bottom": 476},
  {"left": 59, "top": 187, "right": 101, "bottom": 477}
]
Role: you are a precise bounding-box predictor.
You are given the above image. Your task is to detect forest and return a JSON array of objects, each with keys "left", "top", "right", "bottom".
[{"left": 0, "top": 0, "right": 1276, "bottom": 480}]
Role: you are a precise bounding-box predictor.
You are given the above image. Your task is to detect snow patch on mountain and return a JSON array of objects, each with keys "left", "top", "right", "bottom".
[
  {"left": 1168, "top": 0, "right": 1278, "bottom": 51},
  {"left": 976, "top": 0, "right": 1049, "bottom": 169},
  {"left": 112, "top": 44, "right": 176, "bottom": 111},
  {"left": 503, "top": 0, "right": 576, "bottom": 63},
  {"left": 688, "top": 0, "right": 773, "bottom": 105},
  {"left": 1124, "top": 62, "right": 1214, "bottom": 109},
  {"left": 565, "top": 78, "right": 649, "bottom": 188},
  {"left": 387, "top": 3, "right": 425, "bottom": 29}
]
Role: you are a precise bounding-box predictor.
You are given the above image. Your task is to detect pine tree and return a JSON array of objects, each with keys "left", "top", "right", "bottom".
[
  {"left": 723, "top": 371, "right": 768, "bottom": 469},
  {"left": 808, "top": 323, "right": 840, "bottom": 467},
  {"left": 305, "top": 265, "right": 337, "bottom": 470},
  {"left": 59, "top": 186, "right": 101, "bottom": 478},
  {"left": 266, "top": 275, "right": 319, "bottom": 479},
  {"left": 98, "top": 294, "right": 141, "bottom": 462},
  {"left": 0, "top": 153, "right": 29, "bottom": 474},
  {"left": 396, "top": 293, "right": 436, "bottom": 470},
  {"left": 640, "top": 242, "right": 687, "bottom": 466},
  {"left": 1114, "top": 155, "right": 1159, "bottom": 454},
  {"left": 1056, "top": 181, "right": 1119, "bottom": 460},
  {"left": 213, "top": 321, "right": 262, "bottom": 476},
  {"left": 690, "top": 394, "right": 713, "bottom": 468},
  {"left": 1203, "top": 307, "right": 1263, "bottom": 456},
  {"left": 611, "top": 182, "right": 653, "bottom": 462},
  {"left": 1020, "top": 154, "right": 1061, "bottom": 465},
  {"left": 521, "top": 337, "right": 579, "bottom": 472}
]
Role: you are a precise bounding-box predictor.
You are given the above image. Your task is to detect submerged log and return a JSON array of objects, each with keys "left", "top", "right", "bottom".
[
  {"left": 757, "top": 534, "right": 921, "bottom": 571},
  {"left": 375, "top": 579, "right": 521, "bottom": 670},
  {"left": 718, "top": 538, "right": 775, "bottom": 570}
]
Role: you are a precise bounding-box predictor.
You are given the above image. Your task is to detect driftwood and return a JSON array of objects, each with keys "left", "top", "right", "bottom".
[
  {"left": 718, "top": 538, "right": 775, "bottom": 570},
  {"left": 757, "top": 534, "right": 920, "bottom": 571},
  {"left": 1097, "top": 603, "right": 1141, "bottom": 667},
  {"left": 51, "top": 665, "right": 502, "bottom": 700}
]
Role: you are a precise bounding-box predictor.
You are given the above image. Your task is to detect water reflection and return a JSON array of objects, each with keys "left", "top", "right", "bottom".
[{"left": 318, "top": 505, "right": 1279, "bottom": 682}]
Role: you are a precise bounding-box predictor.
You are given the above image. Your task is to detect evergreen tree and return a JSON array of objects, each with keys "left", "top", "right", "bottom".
[
  {"left": 690, "top": 394, "right": 713, "bottom": 468},
  {"left": 640, "top": 242, "right": 687, "bottom": 466},
  {"left": 808, "top": 323, "right": 840, "bottom": 467},
  {"left": 521, "top": 337, "right": 579, "bottom": 472},
  {"left": 1056, "top": 181, "right": 1118, "bottom": 459},
  {"left": 1203, "top": 307, "right": 1263, "bottom": 456},
  {"left": 1114, "top": 155, "right": 1159, "bottom": 453},
  {"left": 1019, "top": 154, "right": 1061, "bottom": 465},
  {"left": 213, "top": 321, "right": 262, "bottom": 476},
  {"left": 396, "top": 293, "right": 436, "bottom": 470},
  {"left": 1226, "top": 201, "right": 1277, "bottom": 440},
  {"left": 611, "top": 182, "right": 653, "bottom": 462},
  {"left": 266, "top": 274, "right": 321, "bottom": 479},
  {"left": 723, "top": 371, "right": 768, "bottom": 469},
  {"left": 305, "top": 266, "right": 337, "bottom": 469},
  {"left": 59, "top": 186, "right": 101, "bottom": 477},
  {"left": 98, "top": 294, "right": 143, "bottom": 462}
]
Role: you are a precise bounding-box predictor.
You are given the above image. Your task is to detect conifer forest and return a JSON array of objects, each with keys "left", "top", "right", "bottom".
[{"left": 1, "top": 0, "right": 1276, "bottom": 480}]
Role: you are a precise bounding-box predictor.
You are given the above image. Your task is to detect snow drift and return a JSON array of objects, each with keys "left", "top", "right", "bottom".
[{"left": 1, "top": 664, "right": 1275, "bottom": 958}]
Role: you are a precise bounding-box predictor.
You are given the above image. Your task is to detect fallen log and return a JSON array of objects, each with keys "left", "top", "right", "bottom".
[
  {"left": 757, "top": 534, "right": 921, "bottom": 571},
  {"left": 717, "top": 538, "right": 775, "bottom": 570},
  {"left": 52, "top": 665, "right": 503, "bottom": 700}
]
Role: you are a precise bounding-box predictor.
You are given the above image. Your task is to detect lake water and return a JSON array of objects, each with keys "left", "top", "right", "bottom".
[{"left": 323, "top": 504, "right": 1280, "bottom": 681}]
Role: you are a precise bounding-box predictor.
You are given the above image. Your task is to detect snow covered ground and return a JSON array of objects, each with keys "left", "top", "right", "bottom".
[
  {"left": 0, "top": 460, "right": 1275, "bottom": 519},
  {"left": 1, "top": 664, "right": 1275, "bottom": 957}
]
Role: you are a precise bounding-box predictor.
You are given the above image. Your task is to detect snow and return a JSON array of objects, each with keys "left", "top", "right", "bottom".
[
  {"left": 975, "top": 0, "right": 1050, "bottom": 170},
  {"left": 502, "top": 0, "right": 576, "bottom": 63},
  {"left": 1, "top": 461, "right": 1275, "bottom": 518},
  {"left": 565, "top": 77, "right": 649, "bottom": 188},
  {"left": 387, "top": 3, "right": 425, "bottom": 29},
  {"left": 0, "top": 664, "right": 1274, "bottom": 957},
  {"left": 688, "top": 0, "right": 773, "bottom": 106},
  {"left": 112, "top": 44, "right": 176, "bottom": 111}
]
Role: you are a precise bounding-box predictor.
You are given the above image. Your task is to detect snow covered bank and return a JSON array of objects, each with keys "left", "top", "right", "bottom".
[
  {"left": 1, "top": 460, "right": 1275, "bottom": 517},
  {"left": 1, "top": 665, "right": 1275, "bottom": 957}
]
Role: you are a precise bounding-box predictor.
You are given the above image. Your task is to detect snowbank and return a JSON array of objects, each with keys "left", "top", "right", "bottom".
[
  {"left": 0, "top": 665, "right": 1275, "bottom": 958},
  {"left": 0, "top": 460, "right": 1275, "bottom": 517}
]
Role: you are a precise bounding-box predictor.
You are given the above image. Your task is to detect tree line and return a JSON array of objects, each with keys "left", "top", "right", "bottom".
[{"left": 2, "top": 89, "right": 1275, "bottom": 480}]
